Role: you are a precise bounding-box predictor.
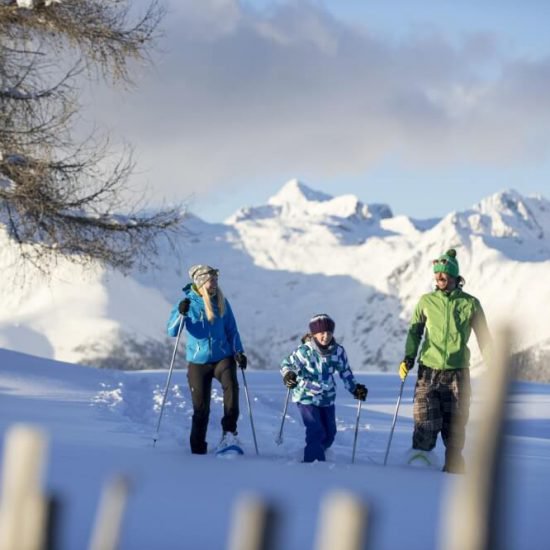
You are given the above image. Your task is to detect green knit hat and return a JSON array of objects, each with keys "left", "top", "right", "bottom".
[{"left": 433, "top": 249, "right": 459, "bottom": 278}]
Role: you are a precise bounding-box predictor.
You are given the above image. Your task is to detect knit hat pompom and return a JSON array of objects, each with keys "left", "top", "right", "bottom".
[
  {"left": 433, "top": 248, "right": 459, "bottom": 278},
  {"left": 308, "top": 314, "right": 335, "bottom": 335},
  {"left": 446, "top": 249, "right": 457, "bottom": 259}
]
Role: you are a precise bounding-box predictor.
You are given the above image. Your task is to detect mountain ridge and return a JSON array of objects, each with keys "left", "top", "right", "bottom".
[{"left": 1, "top": 180, "right": 549, "bottom": 376}]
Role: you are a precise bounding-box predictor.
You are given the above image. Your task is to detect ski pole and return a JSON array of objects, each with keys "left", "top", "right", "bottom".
[
  {"left": 240, "top": 368, "right": 259, "bottom": 455},
  {"left": 351, "top": 399, "right": 363, "bottom": 464},
  {"left": 275, "top": 388, "right": 291, "bottom": 445},
  {"left": 153, "top": 316, "right": 184, "bottom": 447},
  {"left": 383, "top": 379, "right": 405, "bottom": 466}
]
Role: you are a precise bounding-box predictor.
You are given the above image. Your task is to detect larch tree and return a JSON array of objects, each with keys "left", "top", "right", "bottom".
[{"left": 0, "top": 0, "right": 186, "bottom": 274}]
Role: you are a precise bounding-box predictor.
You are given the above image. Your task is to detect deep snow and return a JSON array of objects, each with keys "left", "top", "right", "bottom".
[{"left": 0, "top": 348, "right": 548, "bottom": 549}]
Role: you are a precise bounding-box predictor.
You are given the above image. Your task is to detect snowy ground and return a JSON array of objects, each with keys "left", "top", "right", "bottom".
[{"left": 0, "top": 348, "right": 548, "bottom": 549}]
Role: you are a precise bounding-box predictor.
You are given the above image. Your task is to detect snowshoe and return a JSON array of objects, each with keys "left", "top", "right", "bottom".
[
  {"left": 215, "top": 432, "right": 244, "bottom": 457},
  {"left": 405, "top": 448, "right": 439, "bottom": 469}
]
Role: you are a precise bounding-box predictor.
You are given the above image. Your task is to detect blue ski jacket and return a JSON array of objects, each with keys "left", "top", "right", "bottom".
[{"left": 167, "top": 284, "right": 244, "bottom": 364}]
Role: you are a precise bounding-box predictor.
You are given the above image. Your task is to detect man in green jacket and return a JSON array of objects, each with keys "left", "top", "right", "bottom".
[{"left": 399, "top": 248, "right": 492, "bottom": 473}]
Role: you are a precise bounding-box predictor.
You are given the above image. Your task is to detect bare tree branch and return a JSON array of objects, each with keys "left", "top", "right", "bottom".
[{"left": 0, "top": 1, "right": 187, "bottom": 275}]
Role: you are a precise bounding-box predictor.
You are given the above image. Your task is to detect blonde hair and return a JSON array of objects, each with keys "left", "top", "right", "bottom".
[{"left": 199, "top": 285, "right": 226, "bottom": 323}]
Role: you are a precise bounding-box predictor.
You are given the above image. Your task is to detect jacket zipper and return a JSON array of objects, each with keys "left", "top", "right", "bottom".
[{"left": 443, "top": 293, "right": 451, "bottom": 368}]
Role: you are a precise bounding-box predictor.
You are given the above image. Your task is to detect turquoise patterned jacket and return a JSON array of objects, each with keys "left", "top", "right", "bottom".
[{"left": 280, "top": 337, "right": 358, "bottom": 406}]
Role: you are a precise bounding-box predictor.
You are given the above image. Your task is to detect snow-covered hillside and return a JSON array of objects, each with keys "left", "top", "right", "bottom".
[
  {"left": 1, "top": 180, "right": 550, "bottom": 374},
  {"left": 0, "top": 348, "right": 548, "bottom": 549}
]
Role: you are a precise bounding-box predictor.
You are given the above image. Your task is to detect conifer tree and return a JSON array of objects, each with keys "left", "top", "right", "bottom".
[{"left": 0, "top": 0, "right": 185, "bottom": 273}]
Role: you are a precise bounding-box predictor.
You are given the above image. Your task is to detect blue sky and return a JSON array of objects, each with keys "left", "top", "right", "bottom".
[{"left": 90, "top": 0, "right": 550, "bottom": 221}]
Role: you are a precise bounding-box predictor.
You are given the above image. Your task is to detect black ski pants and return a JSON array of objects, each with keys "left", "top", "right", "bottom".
[{"left": 187, "top": 357, "right": 239, "bottom": 454}]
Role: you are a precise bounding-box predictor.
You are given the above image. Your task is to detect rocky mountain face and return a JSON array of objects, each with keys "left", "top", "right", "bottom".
[{"left": 1, "top": 179, "right": 549, "bottom": 380}]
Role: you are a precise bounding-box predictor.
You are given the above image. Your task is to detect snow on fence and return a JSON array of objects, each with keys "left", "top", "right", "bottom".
[{"left": 0, "top": 327, "right": 514, "bottom": 550}]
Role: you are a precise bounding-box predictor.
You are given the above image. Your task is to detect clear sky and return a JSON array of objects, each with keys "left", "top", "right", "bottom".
[{"left": 87, "top": 0, "right": 550, "bottom": 222}]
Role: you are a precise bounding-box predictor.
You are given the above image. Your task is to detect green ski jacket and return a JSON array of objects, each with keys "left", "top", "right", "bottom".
[{"left": 405, "top": 288, "right": 491, "bottom": 370}]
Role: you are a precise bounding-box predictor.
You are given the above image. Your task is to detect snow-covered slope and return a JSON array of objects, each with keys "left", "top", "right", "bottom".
[
  {"left": 1, "top": 180, "right": 549, "bottom": 373},
  {"left": 0, "top": 348, "right": 549, "bottom": 549}
]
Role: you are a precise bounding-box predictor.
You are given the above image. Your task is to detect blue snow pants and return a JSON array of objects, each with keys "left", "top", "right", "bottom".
[{"left": 297, "top": 403, "right": 337, "bottom": 462}]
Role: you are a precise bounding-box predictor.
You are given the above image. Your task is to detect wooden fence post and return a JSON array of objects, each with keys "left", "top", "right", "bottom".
[
  {"left": 227, "top": 493, "right": 278, "bottom": 550},
  {"left": 440, "top": 325, "right": 513, "bottom": 550},
  {"left": 88, "top": 475, "right": 131, "bottom": 550},
  {"left": 314, "top": 491, "right": 369, "bottom": 550},
  {"left": 0, "top": 424, "right": 48, "bottom": 550}
]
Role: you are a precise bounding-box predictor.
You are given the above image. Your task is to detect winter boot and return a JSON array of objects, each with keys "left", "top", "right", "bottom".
[{"left": 190, "top": 441, "right": 207, "bottom": 455}]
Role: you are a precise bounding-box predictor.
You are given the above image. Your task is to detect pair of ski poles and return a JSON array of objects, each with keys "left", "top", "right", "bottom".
[
  {"left": 275, "top": 380, "right": 406, "bottom": 466},
  {"left": 275, "top": 387, "right": 364, "bottom": 464},
  {"left": 152, "top": 317, "right": 259, "bottom": 455}
]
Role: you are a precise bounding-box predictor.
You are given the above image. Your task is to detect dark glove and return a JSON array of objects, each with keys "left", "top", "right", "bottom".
[
  {"left": 234, "top": 352, "right": 247, "bottom": 370},
  {"left": 353, "top": 383, "right": 368, "bottom": 401},
  {"left": 399, "top": 356, "right": 415, "bottom": 382},
  {"left": 283, "top": 371, "right": 298, "bottom": 389},
  {"left": 178, "top": 298, "right": 191, "bottom": 316}
]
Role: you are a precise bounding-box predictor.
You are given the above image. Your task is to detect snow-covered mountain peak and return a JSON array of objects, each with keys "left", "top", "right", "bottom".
[
  {"left": 470, "top": 189, "right": 545, "bottom": 240},
  {"left": 476, "top": 189, "right": 534, "bottom": 220},
  {"left": 267, "top": 178, "right": 332, "bottom": 207},
  {"left": 263, "top": 179, "right": 393, "bottom": 224},
  {"left": 228, "top": 180, "right": 393, "bottom": 226}
]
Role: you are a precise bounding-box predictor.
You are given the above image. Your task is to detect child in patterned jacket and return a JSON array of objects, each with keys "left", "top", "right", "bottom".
[{"left": 280, "top": 314, "right": 368, "bottom": 463}]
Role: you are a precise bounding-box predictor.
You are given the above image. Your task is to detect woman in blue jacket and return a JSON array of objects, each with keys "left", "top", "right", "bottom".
[{"left": 167, "top": 265, "right": 247, "bottom": 454}]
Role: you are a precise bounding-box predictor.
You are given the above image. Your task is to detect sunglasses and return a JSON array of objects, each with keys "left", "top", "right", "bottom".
[{"left": 432, "top": 258, "right": 449, "bottom": 265}]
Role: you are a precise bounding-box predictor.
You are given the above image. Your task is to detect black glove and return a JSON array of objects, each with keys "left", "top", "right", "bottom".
[
  {"left": 353, "top": 383, "right": 368, "bottom": 401},
  {"left": 283, "top": 371, "right": 298, "bottom": 389},
  {"left": 234, "top": 352, "right": 247, "bottom": 370},
  {"left": 178, "top": 298, "right": 191, "bottom": 316}
]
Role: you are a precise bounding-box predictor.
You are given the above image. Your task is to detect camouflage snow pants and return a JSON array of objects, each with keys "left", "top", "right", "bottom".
[{"left": 412, "top": 365, "right": 471, "bottom": 453}]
